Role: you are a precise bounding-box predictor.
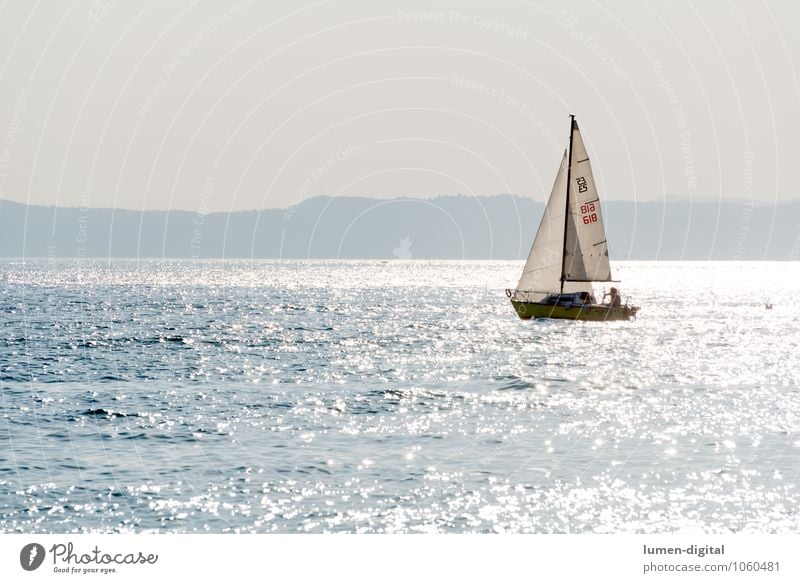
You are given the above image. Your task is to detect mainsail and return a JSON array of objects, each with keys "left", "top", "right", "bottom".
[
  {"left": 563, "top": 120, "right": 613, "bottom": 282},
  {"left": 513, "top": 117, "right": 612, "bottom": 302},
  {"left": 513, "top": 151, "right": 593, "bottom": 302}
]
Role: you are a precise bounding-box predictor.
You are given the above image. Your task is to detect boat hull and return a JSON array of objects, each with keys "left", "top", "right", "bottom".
[{"left": 510, "top": 300, "right": 637, "bottom": 321}]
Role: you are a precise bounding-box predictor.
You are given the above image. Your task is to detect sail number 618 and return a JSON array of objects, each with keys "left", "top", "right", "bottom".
[{"left": 580, "top": 202, "right": 597, "bottom": 224}]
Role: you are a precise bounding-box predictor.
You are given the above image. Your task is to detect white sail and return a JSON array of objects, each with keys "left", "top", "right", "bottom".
[
  {"left": 514, "top": 151, "right": 593, "bottom": 302},
  {"left": 563, "top": 120, "right": 613, "bottom": 282}
]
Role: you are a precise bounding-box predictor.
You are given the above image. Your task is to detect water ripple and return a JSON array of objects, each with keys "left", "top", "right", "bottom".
[{"left": 1, "top": 260, "right": 798, "bottom": 533}]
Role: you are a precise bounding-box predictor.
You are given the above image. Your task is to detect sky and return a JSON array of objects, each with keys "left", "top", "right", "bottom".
[{"left": 0, "top": 0, "right": 797, "bottom": 213}]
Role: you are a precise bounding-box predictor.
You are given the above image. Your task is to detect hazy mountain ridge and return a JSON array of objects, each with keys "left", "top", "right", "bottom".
[{"left": 1, "top": 196, "right": 797, "bottom": 260}]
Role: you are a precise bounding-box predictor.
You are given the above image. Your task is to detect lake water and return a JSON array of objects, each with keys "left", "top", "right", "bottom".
[{"left": 1, "top": 260, "right": 798, "bottom": 533}]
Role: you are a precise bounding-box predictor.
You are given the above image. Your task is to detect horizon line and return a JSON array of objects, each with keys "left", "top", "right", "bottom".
[{"left": 2, "top": 193, "right": 796, "bottom": 214}]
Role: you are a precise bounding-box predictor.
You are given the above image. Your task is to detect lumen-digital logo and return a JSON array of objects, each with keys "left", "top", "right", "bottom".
[{"left": 20, "top": 543, "right": 46, "bottom": 571}]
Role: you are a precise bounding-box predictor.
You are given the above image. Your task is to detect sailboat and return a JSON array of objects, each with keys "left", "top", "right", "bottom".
[{"left": 506, "top": 115, "right": 639, "bottom": 321}]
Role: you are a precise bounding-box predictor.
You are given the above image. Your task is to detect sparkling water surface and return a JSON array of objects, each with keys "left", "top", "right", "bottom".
[{"left": 1, "top": 260, "right": 799, "bottom": 533}]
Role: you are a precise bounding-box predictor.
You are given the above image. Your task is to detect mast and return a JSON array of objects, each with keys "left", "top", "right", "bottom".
[{"left": 560, "top": 114, "right": 575, "bottom": 294}]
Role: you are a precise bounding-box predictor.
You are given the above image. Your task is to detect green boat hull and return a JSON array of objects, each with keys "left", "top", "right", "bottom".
[{"left": 511, "top": 300, "right": 637, "bottom": 321}]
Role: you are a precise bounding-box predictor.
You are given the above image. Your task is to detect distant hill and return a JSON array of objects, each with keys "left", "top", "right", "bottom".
[{"left": 1, "top": 196, "right": 797, "bottom": 260}]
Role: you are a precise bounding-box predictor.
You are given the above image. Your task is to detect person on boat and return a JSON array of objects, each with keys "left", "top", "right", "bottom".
[{"left": 607, "top": 287, "right": 621, "bottom": 308}]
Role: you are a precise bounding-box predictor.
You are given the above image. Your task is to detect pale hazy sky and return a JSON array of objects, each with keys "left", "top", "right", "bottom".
[{"left": 0, "top": 0, "right": 797, "bottom": 212}]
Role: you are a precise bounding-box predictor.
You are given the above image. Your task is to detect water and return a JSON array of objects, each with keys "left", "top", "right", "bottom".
[{"left": 1, "top": 259, "right": 799, "bottom": 533}]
